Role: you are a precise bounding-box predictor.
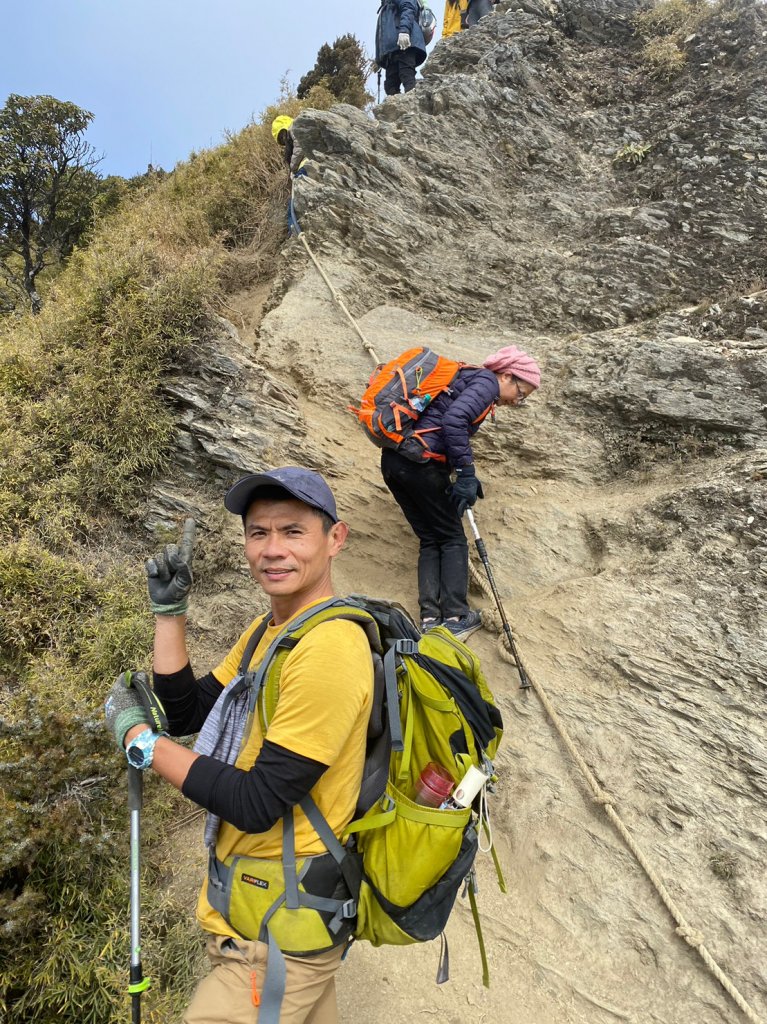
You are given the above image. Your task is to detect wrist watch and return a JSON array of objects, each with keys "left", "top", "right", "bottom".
[{"left": 125, "top": 727, "right": 164, "bottom": 770}]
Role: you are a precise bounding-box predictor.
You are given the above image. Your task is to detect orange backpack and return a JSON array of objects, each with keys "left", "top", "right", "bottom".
[{"left": 350, "top": 347, "right": 464, "bottom": 462}]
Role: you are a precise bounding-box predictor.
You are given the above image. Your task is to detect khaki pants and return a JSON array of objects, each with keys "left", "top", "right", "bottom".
[{"left": 184, "top": 935, "right": 346, "bottom": 1024}]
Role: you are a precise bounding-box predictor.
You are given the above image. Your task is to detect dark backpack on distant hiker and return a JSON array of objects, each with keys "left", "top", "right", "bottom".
[
  {"left": 205, "top": 596, "right": 505, "bottom": 1023},
  {"left": 350, "top": 346, "right": 466, "bottom": 462}
]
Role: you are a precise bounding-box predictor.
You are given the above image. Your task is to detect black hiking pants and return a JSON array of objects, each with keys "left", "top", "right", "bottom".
[
  {"left": 384, "top": 49, "right": 418, "bottom": 95},
  {"left": 381, "top": 449, "right": 469, "bottom": 620}
]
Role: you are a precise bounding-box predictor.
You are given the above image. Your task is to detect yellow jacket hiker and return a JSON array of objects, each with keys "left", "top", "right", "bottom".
[{"left": 442, "top": 0, "right": 468, "bottom": 37}]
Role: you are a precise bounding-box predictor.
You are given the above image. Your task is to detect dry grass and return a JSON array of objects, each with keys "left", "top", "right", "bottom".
[{"left": 634, "top": 0, "right": 719, "bottom": 77}]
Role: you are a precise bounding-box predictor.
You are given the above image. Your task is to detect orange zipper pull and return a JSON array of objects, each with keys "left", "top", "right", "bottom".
[{"left": 251, "top": 970, "right": 261, "bottom": 1007}]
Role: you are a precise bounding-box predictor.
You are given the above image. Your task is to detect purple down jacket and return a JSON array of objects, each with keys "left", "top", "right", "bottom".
[{"left": 414, "top": 367, "right": 499, "bottom": 467}]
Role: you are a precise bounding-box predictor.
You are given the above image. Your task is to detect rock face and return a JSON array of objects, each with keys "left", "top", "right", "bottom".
[
  {"left": 289, "top": 0, "right": 765, "bottom": 336},
  {"left": 152, "top": 2, "right": 766, "bottom": 1022}
]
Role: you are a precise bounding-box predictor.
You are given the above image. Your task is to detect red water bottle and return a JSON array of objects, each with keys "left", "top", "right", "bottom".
[{"left": 414, "top": 762, "right": 454, "bottom": 807}]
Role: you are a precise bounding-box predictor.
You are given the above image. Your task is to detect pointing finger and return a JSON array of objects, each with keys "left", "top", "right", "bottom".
[{"left": 178, "top": 518, "right": 196, "bottom": 565}]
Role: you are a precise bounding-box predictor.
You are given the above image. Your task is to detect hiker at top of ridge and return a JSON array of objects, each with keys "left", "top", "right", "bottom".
[
  {"left": 375, "top": 0, "right": 427, "bottom": 96},
  {"left": 271, "top": 114, "right": 307, "bottom": 177},
  {"left": 442, "top": 0, "right": 497, "bottom": 38},
  {"left": 103, "top": 467, "right": 373, "bottom": 1024},
  {"left": 380, "top": 345, "right": 541, "bottom": 640}
]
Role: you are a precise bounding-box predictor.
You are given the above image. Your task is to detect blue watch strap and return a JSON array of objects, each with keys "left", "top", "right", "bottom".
[{"left": 125, "top": 727, "right": 163, "bottom": 770}]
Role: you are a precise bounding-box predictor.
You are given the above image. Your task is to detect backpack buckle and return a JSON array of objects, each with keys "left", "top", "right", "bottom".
[
  {"left": 394, "top": 639, "right": 419, "bottom": 655},
  {"left": 341, "top": 899, "right": 357, "bottom": 919}
]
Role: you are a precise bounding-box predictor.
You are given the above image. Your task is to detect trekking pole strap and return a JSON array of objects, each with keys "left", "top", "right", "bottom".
[{"left": 465, "top": 509, "right": 481, "bottom": 542}]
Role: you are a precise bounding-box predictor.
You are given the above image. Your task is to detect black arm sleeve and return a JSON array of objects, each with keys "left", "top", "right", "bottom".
[
  {"left": 153, "top": 663, "right": 223, "bottom": 736},
  {"left": 181, "top": 739, "right": 329, "bottom": 834}
]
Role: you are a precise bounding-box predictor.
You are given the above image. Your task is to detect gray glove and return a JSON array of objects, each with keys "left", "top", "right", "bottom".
[
  {"left": 145, "top": 518, "right": 196, "bottom": 615},
  {"left": 398, "top": 32, "right": 411, "bottom": 49},
  {"left": 104, "top": 670, "right": 169, "bottom": 749}
]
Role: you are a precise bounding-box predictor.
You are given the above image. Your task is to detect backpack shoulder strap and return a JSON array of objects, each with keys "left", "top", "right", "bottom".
[
  {"left": 236, "top": 614, "right": 272, "bottom": 676},
  {"left": 257, "top": 600, "right": 383, "bottom": 730}
]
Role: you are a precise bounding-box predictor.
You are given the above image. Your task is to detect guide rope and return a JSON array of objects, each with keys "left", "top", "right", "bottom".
[{"left": 290, "top": 188, "right": 764, "bottom": 1024}]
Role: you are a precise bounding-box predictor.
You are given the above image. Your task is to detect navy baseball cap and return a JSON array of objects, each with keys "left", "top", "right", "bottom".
[{"left": 224, "top": 466, "right": 339, "bottom": 522}]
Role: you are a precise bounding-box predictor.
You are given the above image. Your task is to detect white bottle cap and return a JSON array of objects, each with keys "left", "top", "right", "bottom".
[{"left": 451, "top": 764, "right": 489, "bottom": 807}]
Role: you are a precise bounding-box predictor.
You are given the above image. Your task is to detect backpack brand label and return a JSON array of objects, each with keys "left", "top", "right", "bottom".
[{"left": 240, "top": 873, "right": 269, "bottom": 890}]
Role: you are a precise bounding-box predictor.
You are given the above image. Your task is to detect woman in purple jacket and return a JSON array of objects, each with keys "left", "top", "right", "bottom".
[{"left": 381, "top": 345, "right": 541, "bottom": 638}]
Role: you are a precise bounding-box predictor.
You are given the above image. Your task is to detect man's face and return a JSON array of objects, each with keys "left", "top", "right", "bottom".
[{"left": 243, "top": 497, "right": 348, "bottom": 612}]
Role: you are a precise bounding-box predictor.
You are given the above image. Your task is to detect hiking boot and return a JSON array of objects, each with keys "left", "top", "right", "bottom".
[
  {"left": 420, "top": 617, "right": 440, "bottom": 633},
  {"left": 442, "top": 610, "right": 483, "bottom": 641}
]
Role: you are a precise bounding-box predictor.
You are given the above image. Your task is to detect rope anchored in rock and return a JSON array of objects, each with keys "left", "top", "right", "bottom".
[
  {"left": 288, "top": 193, "right": 381, "bottom": 365},
  {"left": 490, "top": 610, "right": 763, "bottom": 1024}
]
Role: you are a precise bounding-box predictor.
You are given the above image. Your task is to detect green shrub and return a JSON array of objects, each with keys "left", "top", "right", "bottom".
[
  {"left": 641, "top": 34, "right": 690, "bottom": 77},
  {"left": 613, "top": 141, "right": 653, "bottom": 165},
  {"left": 0, "top": 538, "right": 202, "bottom": 1022},
  {"left": 634, "top": 0, "right": 706, "bottom": 37}
]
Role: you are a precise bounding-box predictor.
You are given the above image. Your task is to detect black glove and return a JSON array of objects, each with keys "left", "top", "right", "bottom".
[
  {"left": 104, "top": 670, "right": 168, "bottom": 749},
  {"left": 145, "top": 518, "right": 196, "bottom": 616},
  {"left": 448, "top": 465, "right": 484, "bottom": 516}
]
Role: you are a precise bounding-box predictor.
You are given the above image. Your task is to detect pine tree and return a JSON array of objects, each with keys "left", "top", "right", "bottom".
[{"left": 297, "top": 34, "right": 373, "bottom": 109}]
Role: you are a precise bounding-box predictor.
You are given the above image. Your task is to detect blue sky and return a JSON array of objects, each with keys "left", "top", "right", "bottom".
[{"left": 2, "top": 0, "right": 440, "bottom": 178}]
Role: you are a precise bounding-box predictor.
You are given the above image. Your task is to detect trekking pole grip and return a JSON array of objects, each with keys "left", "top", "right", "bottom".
[{"left": 466, "top": 509, "right": 481, "bottom": 542}]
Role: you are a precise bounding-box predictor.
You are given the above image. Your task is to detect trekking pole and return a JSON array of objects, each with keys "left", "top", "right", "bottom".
[
  {"left": 465, "top": 509, "right": 530, "bottom": 689},
  {"left": 128, "top": 765, "right": 150, "bottom": 1022}
]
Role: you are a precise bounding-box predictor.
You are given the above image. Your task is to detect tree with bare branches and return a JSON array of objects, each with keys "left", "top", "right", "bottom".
[{"left": 0, "top": 94, "right": 101, "bottom": 313}]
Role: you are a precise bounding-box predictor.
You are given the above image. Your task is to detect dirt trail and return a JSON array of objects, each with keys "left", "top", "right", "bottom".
[{"left": 157, "top": 268, "right": 765, "bottom": 1024}]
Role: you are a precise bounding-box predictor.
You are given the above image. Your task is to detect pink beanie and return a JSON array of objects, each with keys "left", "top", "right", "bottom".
[{"left": 483, "top": 345, "right": 541, "bottom": 389}]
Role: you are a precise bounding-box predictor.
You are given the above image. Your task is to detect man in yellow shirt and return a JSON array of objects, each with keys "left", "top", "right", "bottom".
[{"left": 107, "top": 467, "right": 374, "bottom": 1023}]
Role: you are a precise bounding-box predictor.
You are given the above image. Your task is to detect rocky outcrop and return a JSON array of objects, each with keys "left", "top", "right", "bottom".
[
  {"left": 289, "top": 0, "right": 765, "bottom": 335},
  {"left": 151, "top": 2, "right": 766, "bottom": 1021}
]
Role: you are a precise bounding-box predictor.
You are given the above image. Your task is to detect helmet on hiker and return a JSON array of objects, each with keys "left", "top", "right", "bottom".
[
  {"left": 271, "top": 115, "right": 293, "bottom": 142},
  {"left": 483, "top": 345, "right": 541, "bottom": 389}
]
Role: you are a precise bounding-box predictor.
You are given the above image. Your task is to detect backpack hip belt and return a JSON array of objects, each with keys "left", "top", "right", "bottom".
[{"left": 205, "top": 813, "right": 358, "bottom": 957}]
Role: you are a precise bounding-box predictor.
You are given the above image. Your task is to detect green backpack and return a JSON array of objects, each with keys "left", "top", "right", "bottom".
[{"left": 207, "top": 596, "right": 504, "bottom": 1019}]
